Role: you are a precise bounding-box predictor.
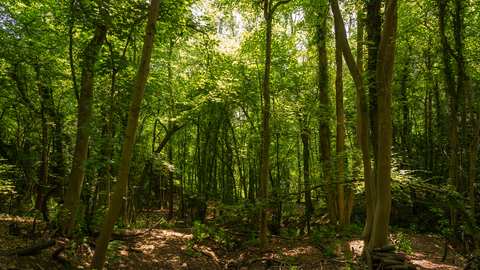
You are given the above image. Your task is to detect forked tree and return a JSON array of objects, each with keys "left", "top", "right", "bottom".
[{"left": 330, "top": 0, "right": 397, "bottom": 249}]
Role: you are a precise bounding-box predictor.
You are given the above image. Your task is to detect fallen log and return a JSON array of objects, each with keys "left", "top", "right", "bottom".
[
  {"left": 8, "top": 239, "right": 56, "bottom": 256},
  {"left": 373, "top": 245, "right": 396, "bottom": 252},
  {"left": 52, "top": 245, "right": 69, "bottom": 265},
  {"left": 372, "top": 254, "right": 406, "bottom": 262}
]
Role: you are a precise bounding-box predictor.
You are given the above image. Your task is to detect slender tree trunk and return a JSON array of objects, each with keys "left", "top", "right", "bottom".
[
  {"left": 356, "top": 6, "right": 363, "bottom": 163},
  {"left": 59, "top": 13, "right": 107, "bottom": 236},
  {"left": 259, "top": 0, "right": 291, "bottom": 251},
  {"left": 330, "top": 0, "right": 396, "bottom": 249},
  {"left": 335, "top": 30, "right": 349, "bottom": 231},
  {"left": 99, "top": 42, "right": 118, "bottom": 209},
  {"left": 438, "top": 0, "right": 462, "bottom": 248},
  {"left": 330, "top": 0, "right": 373, "bottom": 245},
  {"left": 301, "top": 129, "right": 312, "bottom": 234},
  {"left": 34, "top": 65, "right": 48, "bottom": 212},
  {"left": 167, "top": 39, "right": 176, "bottom": 221},
  {"left": 89, "top": 1, "right": 160, "bottom": 268},
  {"left": 68, "top": 0, "right": 79, "bottom": 103},
  {"left": 168, "top": 145, "right": 174, "bottom": 220}
]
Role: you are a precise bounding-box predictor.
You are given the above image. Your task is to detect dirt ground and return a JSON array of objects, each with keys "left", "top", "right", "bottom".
[{"left": 0, "top": 213, "right": 469, "bottom": 270}]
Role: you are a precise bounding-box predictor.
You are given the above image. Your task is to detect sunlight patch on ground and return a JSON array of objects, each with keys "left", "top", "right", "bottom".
[
  {"left": 409, "top": 259, "right": 459, "bottom": 269},
  {"left": 139, "top": 244, "right": 155, "bottom": 251},
  {"left": 347, "top": 239, "right": 364, "bottom": 256},
  {"left": 157, "top": 229, "right": 192, "bottom": 238},
  {"left": 280, "top": 245, "right": 318, "bottom": 257}
]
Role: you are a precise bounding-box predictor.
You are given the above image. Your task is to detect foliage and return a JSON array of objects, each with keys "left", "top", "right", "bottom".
[
  {"left": 0, "top": 161, "right": 15, "bottom": 195},
  {"left": 155, "top": 217, "right": 176, "bottom": 229},
  {"left": 393, "top": 232, "right": 415, "bottom": 255},
  {"left": 105, "top": 240, "right": 123, "bottom": 268},
  {"left": 311, "top": 225, "right": 340, "bottom": 258},
  {"left": 0, "top": 0, "right": 479, "bottom": 259}
]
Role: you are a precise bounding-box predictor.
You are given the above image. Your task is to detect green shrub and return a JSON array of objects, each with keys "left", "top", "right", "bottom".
[{"left": 394, "top": 232, "right": 414, "bottom": 255}]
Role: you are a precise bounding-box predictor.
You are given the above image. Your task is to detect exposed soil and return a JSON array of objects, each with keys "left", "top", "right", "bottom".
[{"left": 0, "top": 213, "right": 469, "bottom": 270}]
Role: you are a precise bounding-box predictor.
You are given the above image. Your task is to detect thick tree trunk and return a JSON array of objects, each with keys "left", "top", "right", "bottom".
[
  {"left": 59, "top": 18, "right": 107, "bottom": 237},
  {"left": 316, "top": 8, "right": 336, "bottom": 228},
  {"left": 89, "top": 1, "right": 161, "bottom": 268},
  {"left": 366, "top": 0, "right": 382, "bottom": 195},
  {"left": 368, "top": 0, "right": 397, "bottom": 249},
  {"left": 260, "top": 0, "right": 273, "bottom": 252}
]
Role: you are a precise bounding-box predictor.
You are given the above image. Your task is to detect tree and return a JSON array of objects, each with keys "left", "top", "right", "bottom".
[
  {"left": 90, "top": 0, "right": 161, "bottom": 268},
  {"left": 369, "top": 0, "right": 397, "bottom": 248},
  {"left": 59, "top": 0, "right": 109, "bottom": 237},
  {"left": 257, "top": 0, "right": 291, "bottom": 252},
  {"left": 330, "top": 0, "right": 397, "bottom": 249}
]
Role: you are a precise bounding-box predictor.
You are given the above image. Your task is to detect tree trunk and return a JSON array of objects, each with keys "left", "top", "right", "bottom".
[
  {"left": 329, "top": 0, "right": 373, "bottom": 245},
  {"left": 335, "top": 29, "right": 349, "bottom": 232},
  {"left": 34, "top": 65, "right": 49, "bottom": 212},
  {"left": 59, "top": 13, "right": 107, "bottom": 237},
  {"left": 368, "top": 0, "right": 397, "bottom": 249},
  {"left": 466, "top": 81, "right": 480, "bottom": 249},
  {"left": 167, "top": 39, "right": 176, "bottom": 221},
  {"left": 366, "top": 0, "right": 382, "bottom": 196},
  {"left": 89, "top": 1, "right": 161, "bottom": 268},
  {"left": 259, "top": 0, "right": 292, "bottom": 251},
  {"left": 330, "top": 0, "right": 396, "bottom": 249},
  {"left": 168, "top": 145, "right": 174, "bottom": 220},
  {"left": 438, "top": 0, "right": 462, "bottom": 248},
  {"left": 316, "top": 7, "right": 336, "bottom": 228},
  {"left": 301, "top": 129, "right": 312, "bottom": 234}
]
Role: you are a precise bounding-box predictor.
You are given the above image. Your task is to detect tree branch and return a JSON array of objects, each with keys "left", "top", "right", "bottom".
[{"left": 270, "top": 0, "right": 292, "bottom": 15}]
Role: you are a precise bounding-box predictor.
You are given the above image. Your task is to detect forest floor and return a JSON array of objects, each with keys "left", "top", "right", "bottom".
[{"left": 0, "top": 210, "right": 469, "bottom": 270}]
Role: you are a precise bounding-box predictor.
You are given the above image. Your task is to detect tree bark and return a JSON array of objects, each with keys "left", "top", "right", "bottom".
[
  {"left": 438, "top": 0, "right": 462, "bottom": 248},
  {"left": 316, "top": 7, "right": 336, "bottom": 228},
  {"left": 301, "top": 128, "right": 312, "bottom": 234},
  {"left": 89, "top": 1, "right": 161, "bottom": 268},
  {"left": 59, "top": 9, "right": 108, "bottom": 236},
  {"left": 330, "top": 0, "right": 396, "bottom": 249},
  {"left": 259, "top": 0, "right": 291, "bottom": 252},
  {"left": 34, "top": 64, "right": 49, "bottom": 212},
  {"left": 329, "top": 0, "right": 373, "bottom": 245},
  {"left": 366, "top": 0, "right": 382, "bottom": 196},
  {"left": 368, "top": 0, "right": 397, "bottom": 249},
  {"left": 167, "top": 39, "right": 176, "bottom": 221},
  {"left": 335, "top": 29, "right": 347, "bottom": 231}
]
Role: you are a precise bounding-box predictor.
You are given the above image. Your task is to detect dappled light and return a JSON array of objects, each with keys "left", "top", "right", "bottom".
[{"left": 0, "top": 0, "right": 479, "bottom": 269}]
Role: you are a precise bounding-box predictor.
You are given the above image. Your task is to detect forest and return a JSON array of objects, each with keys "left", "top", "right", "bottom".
[{"left": 0, "top": 0, "right": 479, "bottom": 269}]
